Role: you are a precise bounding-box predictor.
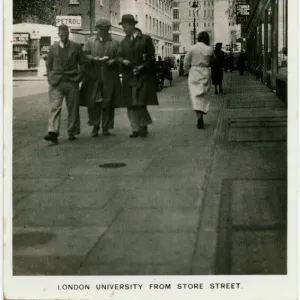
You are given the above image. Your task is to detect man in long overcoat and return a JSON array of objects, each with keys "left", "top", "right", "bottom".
[
  {"left": 117, "top": 14, "right": 159, "bottom": 138},
  {"left": 80, "top": 18, "right": 122, "bottom": 137}
]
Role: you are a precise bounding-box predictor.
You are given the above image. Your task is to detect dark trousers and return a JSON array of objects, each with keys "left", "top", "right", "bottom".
[{"left": 88, "top": 104, "right": 115, "bottom": 130}]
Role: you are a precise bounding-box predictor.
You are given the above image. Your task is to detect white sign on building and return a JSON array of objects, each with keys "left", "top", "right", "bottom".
[{"left": 56, "top": 16, "right": 82, "bottom": 29}]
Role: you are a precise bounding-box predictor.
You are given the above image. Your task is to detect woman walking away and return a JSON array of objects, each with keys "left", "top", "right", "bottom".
[
  {"left": 237, "top": 50, "right": 246, "bottom": 75},
  {"left": 184, "top": 32, "right": 215, "bottom": 129},
  {"left": 211, "top": 43, "right": 225, "bottom": 94}
]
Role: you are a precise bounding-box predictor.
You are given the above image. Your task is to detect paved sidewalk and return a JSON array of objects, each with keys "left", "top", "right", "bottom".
[{"left": 12, "top": 71, "right": 287, "bottom": 275}]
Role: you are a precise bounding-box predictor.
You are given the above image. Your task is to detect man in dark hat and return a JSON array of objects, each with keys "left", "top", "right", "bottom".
[
  {"left": 44, "top": 24, "right": 88, "bottom": 144},
  {"left": 80, "top": 18, "right": 122, "bottom": 137},
  {"left": 117, "top": 14, "right": 159, "bottom": 138}
]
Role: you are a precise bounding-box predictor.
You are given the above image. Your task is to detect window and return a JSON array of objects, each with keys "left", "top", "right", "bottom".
[
  {"left": 173, "top": 9, "right": 179, "bottom": 19},
  {"left": 173, "top": 23, "right": 179, "bottom": 30},
  {"left": 189, "top": 10, "right": 191, "bottom": 17},
  {"left": 172, "top": 2, "right": 179, "bottom": 7},
  {"left": 173, "top": 46, "right": 179, "bottom": 54},
  {"left": 146, "top": 15, "right": 148, "bottom": 31},
  {"left": 136, "top": 15, "right": 138, "bottom": 21},
  {"left": 204, "top": 1, "right": 206, "bottom": 5},
  {"left": 189, "top": 23, "right": 191, "bottom": 27},
  {"left": 204, "top": 22, "right": 206, "bottom": 27},
  {"left": 149, "top": 17, "right": 152, "bottom": 32},
  {"left": 69, "top": 0, "right": 79, "bottom": 4},
  {"left": 277, "top": 0, "right": 287, "bottom": 76},
  {"left": 156, "top": 19, "right": 159, "bottom": 34},
  {"left": 173, "top": 34, "right": 179, "bottom": 42}
]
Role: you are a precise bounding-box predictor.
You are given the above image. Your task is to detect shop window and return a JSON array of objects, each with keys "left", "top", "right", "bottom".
[{"left": 277, "top": 0, "right": 287, "bottom": 76}]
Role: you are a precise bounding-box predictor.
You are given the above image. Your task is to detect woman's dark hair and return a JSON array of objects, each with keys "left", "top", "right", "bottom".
[{"left": 197, "top": 31, "right": 210, "bottom": 45}]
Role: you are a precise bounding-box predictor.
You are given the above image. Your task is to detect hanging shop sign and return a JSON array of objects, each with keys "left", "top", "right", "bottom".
[
  {"left": 236, "top": 4, "right": 250, "bottom": 24},
  {"left": 56, "top": 16, "right": 82, "bottom": 29},
  {"left": 13, "top": 33, "right": 30, "bottom": 45}
]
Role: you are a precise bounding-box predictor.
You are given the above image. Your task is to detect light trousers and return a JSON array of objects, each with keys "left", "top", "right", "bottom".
[
  {"left": 48, "top": 81, "right": 80, "bottom": 136},
  {"left": 127, "top": 106, "right": 152, "bottom": 132}
]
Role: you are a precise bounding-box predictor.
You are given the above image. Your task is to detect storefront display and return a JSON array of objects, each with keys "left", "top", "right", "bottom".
[
  {"left": 277, "top": 0, "right": 287, "bottom": 77},
  {"left": 245, "top": 0, "right": 287, "bottom": 101}
]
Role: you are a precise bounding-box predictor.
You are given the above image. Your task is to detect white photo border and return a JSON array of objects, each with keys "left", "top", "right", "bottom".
[{"left": 3, "top": 0, "right": 298, "bottom": 299}]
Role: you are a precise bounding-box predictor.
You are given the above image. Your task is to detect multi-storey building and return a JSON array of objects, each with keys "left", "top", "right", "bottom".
[
  {"left": 172, "top": 0, "right": 215, "bottom": 57},
  {"left": 214, "top": 0, "right": 230, "bottom": 48},
  {"left": 120, "top": 0, "right": 173, "bottom": 59},
  {"left": 54, "top": 0, "right": 124, "bottom": 44}
]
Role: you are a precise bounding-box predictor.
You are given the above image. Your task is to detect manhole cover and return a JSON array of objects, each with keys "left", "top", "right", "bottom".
[
  {"left": 13, "top": 232, "right": 55, "bottom": 247},
  {"left": 99, "top": 163, "right": 127, "bottom": 168}
]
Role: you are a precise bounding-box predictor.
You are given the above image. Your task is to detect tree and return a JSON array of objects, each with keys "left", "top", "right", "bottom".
[{"left": 13, "top": 0, "right": 56, "bottom": 24}]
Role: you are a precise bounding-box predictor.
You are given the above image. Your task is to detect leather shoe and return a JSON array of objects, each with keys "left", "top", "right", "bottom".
[
  {"left": 44, "top": 132, "right": 58, "bottom": 144},
  {"left": 68, "top": 134, "right": 77, "bottom": 141},
  {"left": 130, "top": 131, "right": 140, "bottom": 138}
]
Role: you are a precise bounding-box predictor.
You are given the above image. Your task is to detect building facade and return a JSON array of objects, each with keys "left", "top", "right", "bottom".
[
  {"left": 53, "top": 0, "right": 124, "bottom": 44},
  {"left": 120, "top": 0, "right": 173, "bottom": 59},
  {"left": 245, "top": 0, "right": 287, "bottom": 101},
  {"left": 172, "top": 0, "right": 215, "bottom": 57}
]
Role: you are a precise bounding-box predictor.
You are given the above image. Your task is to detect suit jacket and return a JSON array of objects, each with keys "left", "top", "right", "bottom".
[
  {"left": 46, "top": 41, "right": 88, "bottom": 86},
  {"left": 117, "top": 31, "right": 158, "bottom": 107}
]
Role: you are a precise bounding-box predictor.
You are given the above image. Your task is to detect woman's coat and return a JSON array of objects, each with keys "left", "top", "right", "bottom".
[{"left": 184, "top": 42, "right": 215, "bottom": 113}]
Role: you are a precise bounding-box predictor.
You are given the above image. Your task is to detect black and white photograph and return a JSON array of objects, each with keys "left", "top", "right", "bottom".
[{"left": 2, "top": 0, "right": 298, "bottom": 298}]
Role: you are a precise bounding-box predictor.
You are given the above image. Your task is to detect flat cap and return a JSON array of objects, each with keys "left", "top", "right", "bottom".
[{"left": 95, "top": 18, "right": 111, "bottom": 28}]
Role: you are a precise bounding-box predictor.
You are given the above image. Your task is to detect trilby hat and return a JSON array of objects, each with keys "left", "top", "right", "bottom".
[{"left": 118, "top": 14, "right": 138, "bottom": 25}]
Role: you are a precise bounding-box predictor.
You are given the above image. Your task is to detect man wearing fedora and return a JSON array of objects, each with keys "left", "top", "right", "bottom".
[
  {"left": 80, "top": 18, "right": 122, "bottom": 137},
  {"left": 117, "top": 14, "right": 159, "bottom": 138}
]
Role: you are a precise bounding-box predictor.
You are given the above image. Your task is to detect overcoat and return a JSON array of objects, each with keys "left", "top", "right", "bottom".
[
  {"left": 184, "top": 42, "right": 215, "bottom": 113},
  {"left": 211, "top": 50, "right": 225, "bottom": 85},
  {"left": 117, "top": 31, "right": 159, "bottom": 107},
  {"left": 80, "top": 35, "right": 123, "bottom": 108}
]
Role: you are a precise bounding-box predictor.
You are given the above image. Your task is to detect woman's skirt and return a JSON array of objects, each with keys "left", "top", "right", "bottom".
[{"left": 188, "top": 66, "right": 211, "bottom": 113}]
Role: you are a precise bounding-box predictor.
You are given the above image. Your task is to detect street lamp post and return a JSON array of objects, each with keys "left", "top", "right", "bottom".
[{"left": 191, "top": 1, "right": 199, "bottom": 45}]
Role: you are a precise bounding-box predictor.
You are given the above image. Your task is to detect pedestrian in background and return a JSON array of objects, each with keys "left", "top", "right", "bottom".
[
  {"left": 229, "top": 51, "right": 234, "bottom": 72},
  {"left": 223, "top": 53, "right": 228, "bottom": 72},
  {"left": 211, "top": 42, "right": 225, "bottom": 94},
  {"left": 80, "top": 18, "right": 122, "bottom": 137},
  {"left": 237, "top": 50, "right": 246, "bottom": 76},
  {"left": 183, "top": 31, "right": 216, "bottom": 129},
  {"left": 117, "top": 14, "right": 159, "bottom": 138},
  {"left": 44, "top": 24, "right": 88, "bottom": 144}
]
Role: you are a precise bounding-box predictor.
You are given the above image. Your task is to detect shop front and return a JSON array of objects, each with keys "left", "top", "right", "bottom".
[{"left": 245, "top": 0, "right": 287, "bottom": 102}]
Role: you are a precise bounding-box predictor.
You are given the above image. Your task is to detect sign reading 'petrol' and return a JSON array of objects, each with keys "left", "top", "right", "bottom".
[{"left": 56, "top": 16, "right": 82, "bottom": 29}]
